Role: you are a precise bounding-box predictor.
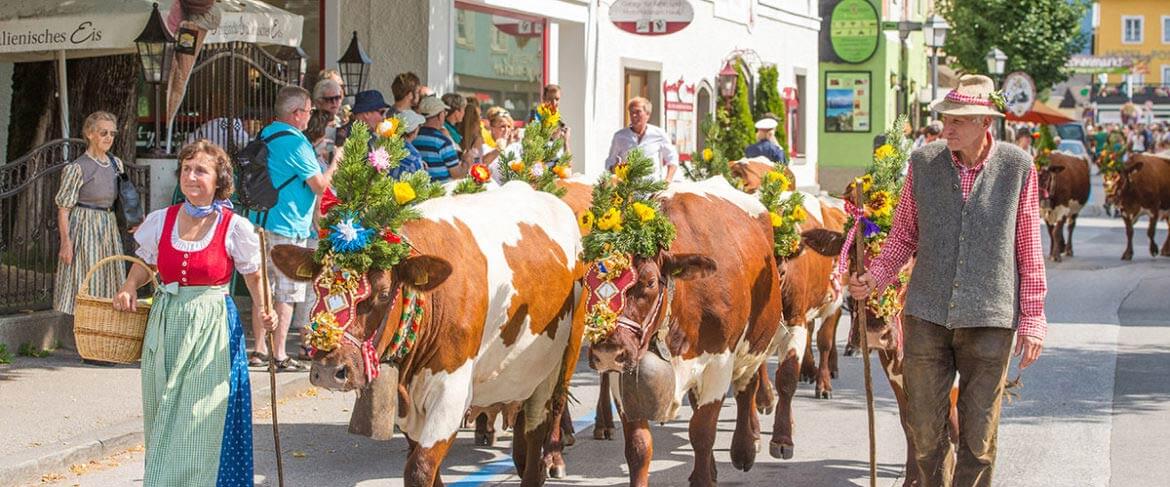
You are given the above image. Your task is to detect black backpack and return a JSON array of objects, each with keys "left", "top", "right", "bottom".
[{"left": 233, "top": 129, "right": 300, "bottom": 211}]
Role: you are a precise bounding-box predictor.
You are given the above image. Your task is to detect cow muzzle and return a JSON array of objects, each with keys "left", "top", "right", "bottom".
[
  {"left": 866, "top": 326, "right": 896, "bottom": 353},
  {"left": 310, "top": 361, "right": 358, "bottom": 391},
  {"left": 588, "top": 341, "right": 631, "bottom": 374}
]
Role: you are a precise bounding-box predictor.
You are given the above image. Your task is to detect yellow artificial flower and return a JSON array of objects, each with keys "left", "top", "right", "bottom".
[
  {"left": 632, "top": 202, "right": 656, "bottom": 222},
  {"left": 790, "top": 204, "right": 808, "bottom": 223},
  {"left": 766, "top": 170, "right": 790, "bottom": 190},
  {"left": 578, "top": 211, "right": 595, "bottom": 232},
  {"left": 702, "top": 148, "right": 714, "bottom": 161},
  {"left": 597, "top": 208, "right": 623, "bottom": 231},
  {"left": 867, "top": 190, "right": 893, "bottom": 218},
  {"left": 874, "top": 144, "right": 895, "bottom": 160},
  {"left": 509, "top": 160, "right": 525, "bottom": 172},
  {"left": 769, "top": 211, "right": 784, "bottom": 228},
  {"left": 612, "top": 194, "right": 624, "bottom": 207},
  {"left": 552, "top": 164, "right": 570, "bottom": 179},
  {"left": 393, "top": 182, "right": 416, "bottom": 204},
  {"left": 376, "top": 117, "right": 401, "bottom": 138},
  {"left": 614, "top": 163, "right": 630, "bottom": 181}
]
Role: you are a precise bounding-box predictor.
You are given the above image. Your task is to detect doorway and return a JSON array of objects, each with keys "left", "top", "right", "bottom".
[
  {"left": 623, "top": 66, "right": 661, "bottom": 126},
  {"left": 696, "top": 84, "right": 712, "bottom": 149}
]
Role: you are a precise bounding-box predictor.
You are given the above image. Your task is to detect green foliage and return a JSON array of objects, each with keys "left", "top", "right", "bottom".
[
  {"left": 844, "top": 115, "right": 911, "bottom": 254},
  {"left": 683, "top": 121, "right": 744, "bottom": 188},
  {"left": 753, "top": 64, "right": 788, "bottom": 153},
  {"left": 939, "top": 0, "right": 1087, "bottom": 92},
  {"left": 756, "top": 170, "right": 805, "bottom": 258},
  {"left": 316, "top": 121, "right": 445, "bottom": 273},
  {"left": 581, "top": 149, "right": 676, "bottom": 262},
  {"left": 18, "top": 342, "right": 52, "bottom": 358},
  {"left": 0, "top": 344, "right": 11, "bottom": 364},
  {"left": 723, "top": 59, "right": 756, "bottom": 160},
  {"left": 450, "top": 177, "right": 487, "bottom": 195},
  {"left": 1034, "top": 125, "right": 1056, "bottom": 168},
  {"left": 495, "top": 114, "right": 570, "bottom": 197}
]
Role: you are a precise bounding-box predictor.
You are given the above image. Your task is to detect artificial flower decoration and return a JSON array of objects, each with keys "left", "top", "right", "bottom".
[
  {"left": 376, "top": 117, "right": 401, "bottom": 138},
  {"left": 874, "top": 144, "right": 895, "bottom": 160},
  {"left": 597, "top": 208, "right": 623, "bottom": 231},
  {"left": 614, "top": 163, "right": 631, "bottom": 181},
  {"left": 368, "top": 147, "right": 392, "bottom": 172},
  {"left": 320, "top": 187, "right": 341, "bottom": 215},
  {"left": 383, "top": 229, "right": 402, "bottom": 244},
  {"left": 632, "top": 202, "right": 656, "bottom": 222},
  {"left": 495, "top": 113, "right": 572, "bottom": 196},
  {"left": 509, "top": 160, "right": 525, "bottom": 172},
  {"left": 702, "top": 148, "right": 714, "bottom": 161},
  {"left": 530, "top": 163, "right": 546, "bottom": 178},
  {"left": 330, "top": 215, "right": 375, "bottom": 254},
  {"left": 536, "top": 102, "right": 561, "bottom": 130},
  {"left": 770, "top": 211, "right": 784, "bottom": 228},
  {"left": 393, "top": 182, "right": 417, "bottom": 204},
  {"left": 757, "top": 168, "right": 806, "bottom": 258},
  {"left": 578, "top": 211, "right": 595, "bottom": 232},
  {"left": 552, "top": 164, "right": 570, "bottom": 179},
  {"left": 470, "top": 163, "right": 492, "bottom": 183}
]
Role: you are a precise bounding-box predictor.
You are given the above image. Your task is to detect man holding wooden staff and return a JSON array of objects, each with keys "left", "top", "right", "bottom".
[{"left": 848, "top": 74, "right": 1047, "bottom": 487}]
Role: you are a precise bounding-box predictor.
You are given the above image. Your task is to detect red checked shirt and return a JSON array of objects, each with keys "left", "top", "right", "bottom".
[{"left": 869, "top": 132, "right": 1048, "bottom": 340}]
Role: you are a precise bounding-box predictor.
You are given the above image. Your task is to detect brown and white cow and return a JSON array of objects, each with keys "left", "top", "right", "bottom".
[
  {"left": 1109, "top": 154, "right": 1170, "bottom": 260},
  {"left": 586, "top": 177, "right": 785, "bottom": 486},
  {"left": 1039, "top": 152, "right": 1091, "bottom": 262},
  {"left": 272, "top": 182, "right": 584, "bottom": 486},
  {"left": 730, "top": 157, "right": 798, "bottom": 193}
]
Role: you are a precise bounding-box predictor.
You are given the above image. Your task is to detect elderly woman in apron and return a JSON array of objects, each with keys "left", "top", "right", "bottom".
[{"left": 113, "top": 140, "right": 275, "bottom": 486}]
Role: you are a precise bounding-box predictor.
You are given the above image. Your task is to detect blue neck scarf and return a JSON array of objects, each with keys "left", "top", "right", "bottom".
[{"left": 183, "top": 199, "right": 233, "bottom": 218}]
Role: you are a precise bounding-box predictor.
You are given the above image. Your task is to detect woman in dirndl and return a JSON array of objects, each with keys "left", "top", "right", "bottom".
[
  {"left": 54, "top": 111, "right": 126, "bottom": 314},
  {"left": 113, "top": 140, "right": 275, "bottom": 486}
]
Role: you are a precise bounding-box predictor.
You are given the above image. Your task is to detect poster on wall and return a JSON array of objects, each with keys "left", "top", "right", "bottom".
[
  {"left": 663, "top": 77, "right": 696, "bottom": 161},
  {"left": 824, "top": 71, "right": 871, "bottom": 132}
]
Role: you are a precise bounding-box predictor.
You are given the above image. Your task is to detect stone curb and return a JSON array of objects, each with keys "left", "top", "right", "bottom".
[{"left": 2, "top": 374, "right": 314, "bottom": 486}]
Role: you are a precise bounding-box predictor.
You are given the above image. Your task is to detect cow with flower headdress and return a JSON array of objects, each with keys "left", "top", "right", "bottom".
[
  {"left": 578, "top": 149, "right": 784, "bottom": 486},
  {"left": 271, "top": 121, "right": 584, "bottom": 486}
]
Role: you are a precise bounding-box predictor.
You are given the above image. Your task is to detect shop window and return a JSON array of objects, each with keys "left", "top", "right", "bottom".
[{"left": 453, "top": 4, "right": 546, "bottom": 122}]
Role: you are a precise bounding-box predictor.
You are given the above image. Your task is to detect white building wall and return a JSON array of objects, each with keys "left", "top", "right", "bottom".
[{"left": 587, "top": 0, "right": 821, "bottom": 186}]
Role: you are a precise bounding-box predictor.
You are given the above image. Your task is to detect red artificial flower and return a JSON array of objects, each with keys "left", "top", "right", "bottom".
[
  {"left": 1031, "top": 132, "right": 1040, "bottom": 140},
  {"left": 383, "top": 229, "right": 402, "bottom": 244},
  {"left": 318, "top": 227, "right": 330, "bottom": 240},
  {"left": 470, "top": 163, "right": 492, "bottom": 184},
  {"left": 320, "top": 187, "right": 340, "bottom": 215}
]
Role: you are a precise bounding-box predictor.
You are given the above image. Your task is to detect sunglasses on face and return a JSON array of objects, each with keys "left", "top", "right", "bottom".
[
  {"left": 321, "top": 95, "right": 343, "bottom": 103},
  {"left": 98, "top": 129, "right": 118, "bottom": 138}
]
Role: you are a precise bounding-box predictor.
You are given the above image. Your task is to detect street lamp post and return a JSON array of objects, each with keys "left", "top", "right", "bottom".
[
  {"left": 134, "top": 2, "right": 175, "bottom": 155},
  {"left": 986, "top": 48, "right": 1008, "bottom": 139},
  {"left": 337, "top": 32, "right": 372, "bottom": 99},
  {"left": 923, "top": 14, "right": 949, "bottom": 118},
  {"left": 718, "top": 60, "right": 738, "bottom": 106}
]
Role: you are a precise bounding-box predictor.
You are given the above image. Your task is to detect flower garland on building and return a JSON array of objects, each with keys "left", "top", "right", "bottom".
[
  {"left": 837, "top": 116, "right": 910, "bottom": 321},
  {"left": 496, "top": 104, "right": 572, "bottom": 196},
  {"left": 579, "top": 149, "right": 677, "bottom": 342},
  {"left": 305, "top": 120, "right": 445, "bottom": 374}
]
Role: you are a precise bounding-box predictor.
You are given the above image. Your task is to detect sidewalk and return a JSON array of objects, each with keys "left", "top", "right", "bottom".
[{"left": 0, "top": 334, "right": 312, "bottom": 486}]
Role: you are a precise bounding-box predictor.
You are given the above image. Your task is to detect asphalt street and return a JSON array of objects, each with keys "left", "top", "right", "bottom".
[{"left": 26, "top": 209, "right": 1170, "bottom": 487}]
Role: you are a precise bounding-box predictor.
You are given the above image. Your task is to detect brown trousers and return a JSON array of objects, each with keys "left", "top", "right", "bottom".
[{"left": 902, "top": 315, "right": 1015, "bottom": 487}]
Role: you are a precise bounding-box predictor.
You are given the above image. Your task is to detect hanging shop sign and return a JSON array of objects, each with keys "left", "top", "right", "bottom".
[
  {"left": 827, "top": 0, "right": 880, "bottom": 64},
  {"left": 663, "top": 77, "right": 696, "bottom": 160},
  {"left": 609, "top": 0, "right": 695, "bottom": 36},
  {"left": 492, "top": 15, "right": 544, "bottom": 38},
  {"left": 1002, "top": 71, "right": 1037, "bottom": 118}
]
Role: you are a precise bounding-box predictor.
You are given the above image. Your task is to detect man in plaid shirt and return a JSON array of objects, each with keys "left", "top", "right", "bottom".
[{"left": 849, "top": 75, "right": 1046, "bottom": 487}]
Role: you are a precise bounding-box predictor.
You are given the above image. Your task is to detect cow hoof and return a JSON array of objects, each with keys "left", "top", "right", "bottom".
[
  {"left": 548, "top": 464, "right": 566, "bottom": 479},
  {"left": 731, "top": 449, "right": 757, "bottom": 472},
  {"left": 844, "top": 346, "right": 856, "bottom": 357},
  {"left": 475, "top": 432, "right": 495, "bottom": 446},
  {"left": 817, "top": 389, "right": 832, "bottom": 400},
  {"left": 593, "top": 427, "right": 614, "bottom": 440},
  {"left": 563, "top": 430, "right": 576, "bottom": 447},
  {"left": 1051, "top": 254, "right": 1062, "bottom": 263},
  {"left": 1122, "top": 252, "right": 1133, "bottom": 261},
  {"left": 769, "top": 441, "right": 794, "bottom": 460},
  {"left": 830, "top": 370, "right": 838, "bottom": 379},
  {"left": 757, "top": 404, "right": 775, "bottom": 416}
]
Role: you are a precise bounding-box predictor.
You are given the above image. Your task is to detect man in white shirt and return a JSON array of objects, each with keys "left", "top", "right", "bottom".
[{"left": 605, "top": 97, "right": 680, "bottom": 182}]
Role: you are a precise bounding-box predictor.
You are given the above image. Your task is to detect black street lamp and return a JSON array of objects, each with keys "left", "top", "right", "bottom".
[
  {"left": 135, "top": 2, "right": 175, "bottom": 155},
  {"left": 986, "top": 48, "right": 1008, "bottom": 139},
  {"left": 338, "top": 31, "right": 372, "bottom": 97}
]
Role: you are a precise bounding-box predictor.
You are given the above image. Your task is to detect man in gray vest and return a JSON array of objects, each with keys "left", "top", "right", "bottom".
[{"left": 848, "top": 74, "right": 1047, "bottom": 486}]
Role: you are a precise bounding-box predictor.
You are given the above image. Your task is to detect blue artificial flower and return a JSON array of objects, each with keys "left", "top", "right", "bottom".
[
  {"left": 861, "top": 217, "right": 881, "bottom": 238},
  {"left": 330, "top": 215, "right": 375, "bottom": 253}
]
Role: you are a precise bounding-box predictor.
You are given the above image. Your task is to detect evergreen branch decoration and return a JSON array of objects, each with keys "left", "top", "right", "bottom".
[
  {"left": 580, "top": 148, "right": 675, "bottom": 262},
  {"left": 315, "top": 121, "right": 444, "bottom": 273},
  {"left": 756, "top": 170, "right": 806, "bottom": 258},
  {"left": 495, "top": 110, "right": 571, "bottom": 197}
]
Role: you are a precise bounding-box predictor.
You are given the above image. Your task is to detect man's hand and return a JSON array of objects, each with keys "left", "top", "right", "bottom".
[
  {"left": 848, "top": 272, "right": 876, "bottom": 300},
  {"left": 1014, "top": 334, "right": 1043, "bottom": 369},
  {"left": 58, "top": 242, "right": 73, "bottom": 266}
]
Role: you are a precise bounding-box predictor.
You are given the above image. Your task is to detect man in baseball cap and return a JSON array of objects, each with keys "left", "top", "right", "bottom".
[
  {"left": 744, "top": 115, "right": 787, "bottom": 164},
  {"left": 412, "top": 96, "right": 464, "bottom": 181}
]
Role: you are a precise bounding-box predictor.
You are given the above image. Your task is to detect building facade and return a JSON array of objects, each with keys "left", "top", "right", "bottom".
[
  {"left": 1095, "top": 0, "right": 1170, "bottom": 86},
  {"left": 322, "top": 0, "right": 823, "bottom": 186}
]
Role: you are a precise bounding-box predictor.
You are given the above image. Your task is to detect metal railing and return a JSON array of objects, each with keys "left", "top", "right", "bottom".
[{"left": 0, "top": 139, "right": 149, "bottom": 314}]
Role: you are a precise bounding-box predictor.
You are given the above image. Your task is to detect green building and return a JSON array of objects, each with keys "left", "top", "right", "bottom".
[{"left": 817, "top": 0, "right": 932, "bottom": 191}]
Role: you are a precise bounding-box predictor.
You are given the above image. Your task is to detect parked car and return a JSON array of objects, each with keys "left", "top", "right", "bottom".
[
  {"left": 1056, "top": 122, "right": 1088, "bottom": 147},
  {"left": 1056, "top": 139, "right": 1089, "bottom": 157}
]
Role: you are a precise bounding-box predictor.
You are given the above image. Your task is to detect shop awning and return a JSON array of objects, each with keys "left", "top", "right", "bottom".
[
  {"left": 1005, "top": 101, "right": 1075, "bottom": 125},
  {"left": 0, "top": 0, "right": 303, "bottom": 63}
]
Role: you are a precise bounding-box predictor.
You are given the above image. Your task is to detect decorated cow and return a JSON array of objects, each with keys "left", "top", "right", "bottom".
[
  {"left": 1107, "top": 153, "right": 1170, "bottom": 260},
  {"left": 579, "top": 151, "right": 784, "bottom": 486},
  {"left": 272, "top": 122, "right": 584, "bottom": 486},
  {"left": 1037, "top": 151, "right": 1090, "bottom": 262}
]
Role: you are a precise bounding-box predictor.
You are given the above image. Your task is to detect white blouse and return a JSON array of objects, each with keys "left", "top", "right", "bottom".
[{"left": 134, "top": 208, "right": 262, "bottom": 275}]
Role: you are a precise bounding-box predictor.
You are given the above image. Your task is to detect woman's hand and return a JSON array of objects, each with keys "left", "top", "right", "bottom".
[
  {"left": 58, "top": 240, "right": 73, "bottom": 266},
  {"left": 112, "top": 289, "right": 137, "bottom": 312}
]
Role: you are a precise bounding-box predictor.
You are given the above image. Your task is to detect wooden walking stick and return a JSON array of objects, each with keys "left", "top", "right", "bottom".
[
  {"left": 256, "top": 228, "right": 286, "bottom": 487},
  {"left": 851, "top": 180, "right": 878, "bottom": 487}
]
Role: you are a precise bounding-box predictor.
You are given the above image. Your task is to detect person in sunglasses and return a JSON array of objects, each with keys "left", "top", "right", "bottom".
[
  {"left": 312, "top": 78, "right": 345, "bottom": 126},
  {"left": 54, "top": 111, "right": 127, "bottom": 321}
]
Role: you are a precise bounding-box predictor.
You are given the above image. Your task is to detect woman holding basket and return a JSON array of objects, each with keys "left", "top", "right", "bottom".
[{"left": 113, "top": 140, "right": 275, "bottom": 486}]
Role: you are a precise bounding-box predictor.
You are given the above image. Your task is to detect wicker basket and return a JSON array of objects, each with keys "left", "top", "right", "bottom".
[{"left": 73, "top": 255, "right": 158, "bottom": 364}]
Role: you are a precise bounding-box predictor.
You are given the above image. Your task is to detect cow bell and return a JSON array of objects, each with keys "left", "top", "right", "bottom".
[
  {"left": 619, "top": 348, "right": 678, "bottom": 422},
  {"left": 348, "top": 364, "right": 399, "bottom": 440}
]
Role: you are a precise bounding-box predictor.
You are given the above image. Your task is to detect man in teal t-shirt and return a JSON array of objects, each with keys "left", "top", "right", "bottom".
[{"left": 251, "top": 86, "right": 338, "bottom": 372}]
